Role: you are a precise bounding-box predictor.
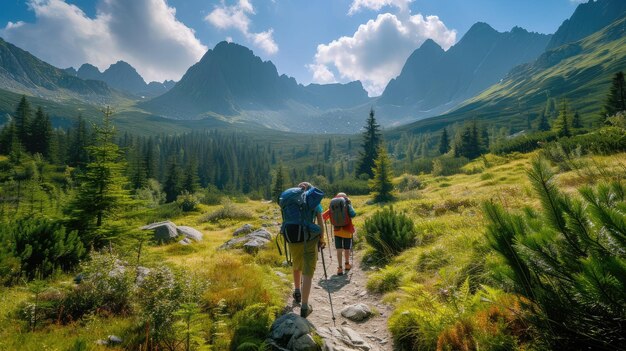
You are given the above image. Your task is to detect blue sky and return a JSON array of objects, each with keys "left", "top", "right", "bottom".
[{"left": 0, "top": 0, "right": 583, "bottom": 95}]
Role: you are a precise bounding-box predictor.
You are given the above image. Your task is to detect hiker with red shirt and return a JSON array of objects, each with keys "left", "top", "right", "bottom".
[{"left": 323, "top": 192, "right": 357, "bottom": 276}]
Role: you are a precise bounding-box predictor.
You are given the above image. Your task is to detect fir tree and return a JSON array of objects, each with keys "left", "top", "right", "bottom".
[
  {"left": 67, "top": 115, "right": 89, "bottom": 168},
  {"left": 601, "top": 71, "right": 626, "bottom": 121},
  {"left": 30, "top": 107, "right": 52, "bottom": 157},
  {"left": 554, "top": 101, "right": 571, "bottom": 137},
  {"left": 571, "top": 110, "right": 583, "bottom": 129},
  {"left": 454, "top": 121, "right": 481, "bottom": 159},
  {"left": 369, "top": 146, "right": 394, "bottom": 202},
  {"left": 537, "top": 111, "right": 551, "bottom": 131},
  {"left": 271, "top": 163, "right": 285, "bottom": 203},
  {"left": 182, "top": 160, "right": 199, "bottom": 194},
  {"left": 14, "top": 95, "right": 32, "bottom": 149},
  {"left": 67, "top": 107, "right": 131, "bottom": 246},
  {"left": 356, "top": 108, "right": 382, "bottom": 178},
  {"left": 164, "top": 160, "right": 182, "bottom": 203}
]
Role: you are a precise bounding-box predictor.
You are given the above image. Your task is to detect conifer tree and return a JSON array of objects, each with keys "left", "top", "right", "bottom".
[
  {"left": 601, "top": 71, "right": 626, "bottom": 121},
  {"left": 571, "top": 110, "right": 583, "bottom": 129},
  {"left": 182, "top": 160, "right": 199, "bottom": 194},
  {"left": 356, "top": 108, "right": 382, "bottom": 178},
  {"left": 67, "top": 115, "right": 89, "bottom": 168},
  {"left": 164, "top": 160, "right": 182, "bottom": 203},
  {"left": 271, "top": 163, "right": 285, "bottom": 203},
  {"left": 369, "top": 146, "right": 394, "bottom": 202},
  {"left": 67, "top": 107, "right": 131, "bottom": 245},
  {"left": 537, "top": 111, "right": 551, "bottom": 131},
  {"left": 554, "top": 101, "right": 572, "bottom": 137},
  {"left": 30, "top": 107, "right": 52, "bottom": 157},
  {"left": 14, "top": 95, "right": 32, "bottom": 148}
]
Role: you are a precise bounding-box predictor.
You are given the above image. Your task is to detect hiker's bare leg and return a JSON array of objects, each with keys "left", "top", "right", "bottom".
[
  {"left": 293, "top": 270, "right": 302, "bottom": 290},
  {"left": 344, "top": 250, "right": 350, "bottom": 263},
  {"left": 336, "top": 249, "right": 344, "bottom": 267},
  {"left": 301, "top": 274, "right": 313, "bottom": 304}
]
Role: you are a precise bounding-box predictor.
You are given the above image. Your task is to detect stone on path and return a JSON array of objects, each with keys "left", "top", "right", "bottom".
[
  {"left": 317, "top": 327, "right": 379, "bottom": 351},
  {"left": 340, "top": 304, "right": 372, "bottom": 322},
  {"left": 265, "top": 313, "right": 319, "bottom": 351}
]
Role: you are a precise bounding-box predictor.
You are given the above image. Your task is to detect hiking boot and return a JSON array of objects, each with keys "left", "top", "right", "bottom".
[
  {"left": 337, "top": 267, "right": 344, "bottom": 276},
  {"left": 293, "top": 290, "right": 301, "bottom": 304},
  {"left": 345, "top": 262, "right": 352, "bottom": 271},
  {"left": 300, "top": 304, "right": 313, "bottom": 318}
]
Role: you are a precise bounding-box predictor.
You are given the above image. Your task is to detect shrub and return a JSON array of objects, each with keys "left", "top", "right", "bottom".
[
  {"left": 416, "top": 246, "right": 450, "bottom": 272},
  {"left": 177, "top": 191, "right": 200, "bottom": 212},
  {"left": 491, "top": 131, "right": 558, "bottom": 155},
  {"left": 133, "top": 179, "right": 165, "bottom": 208},
  {"left": 202, "top": 199, "right": 254, "bottom": 222},
  {"left": 432, "top": 156, "right": 469, "bottom": 176},
  {"left": 326, "top": 178, "right": 370, "bottom": 196},
  {"left": 0, "top": 216, "right": 85, "bottom": 285},
  {"left": 367, "top": 265, "right": 404, "bottom": 293},
  {"left": 483, "top": 158, "right": 626, "bottom": 349},
  {"left": 395, "top": 174, "right": 423, "bottom": 193},
  {"left": 364, "top": 206, "right": 417, "bottom": 259},
  {"left": 230, "top": 303, "right": 278, "bottom": 350},
  {"left": 201, "top": 185, "right": 224, "bottom": 205}
]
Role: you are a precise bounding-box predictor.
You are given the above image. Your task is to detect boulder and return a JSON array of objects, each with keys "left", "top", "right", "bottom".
[
  {"left": 178, "top": 238, "right": 192, "bottom": 245},
  {"left": 234, "top": 224, "right": 254, "bottom": 236},
  {"left": 317, "top": 327, "right": 378, "bottom": 351},
  {"left": 177, "top": 226, "right": 203, "bottom": 241},
  {"left": 141, "top": 221, "right": 178, "bottom": 242},
  {"left": 340, "top": 304, "right": 372, "bottom": 322},
  {"left": 221, "top": 229, "right": 272, "bottom": 251},
  {"left": 265, "top": 313, "right": 320, "bottom": 351}
]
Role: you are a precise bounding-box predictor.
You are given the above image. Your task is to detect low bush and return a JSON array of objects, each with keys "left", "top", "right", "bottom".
[
  {"left": 201, "top": 185, "right": 224, "bottom": 205},
  {"left": 364, "top": 206, "right": 417, "bottom": 259},
  {"left": 395, "top": 174, "right": 423, "bottom": 193},
  {"left": 326, "top": 178, "right": 370, "bottom": 196},
  {"left": 0, "top": 216, "right": 85, "bottom": 285},
  {"left": 491, "top": 131, "right": 558, "bottom": 155},
  {"left": 367, "top": 265, "right": 404, "bottom": 293},
  {"left": 432, "top": 156, "right": 469, "bottom": 176},
  {"left": 202, "top": 199, "right": 254, "bottom": 222},
  {"left": 230, "top": 303, "right": 279, "bottom": 350},
  {"left": 176, "top": 191, "right": 200, "bottom": 212}
]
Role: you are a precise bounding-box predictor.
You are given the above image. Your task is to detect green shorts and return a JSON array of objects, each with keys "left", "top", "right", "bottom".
[{"left": 288, "top": 237, "right": 319, "bottom": 276}]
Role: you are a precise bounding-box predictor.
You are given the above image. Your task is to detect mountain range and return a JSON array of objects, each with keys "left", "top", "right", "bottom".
[{"left": 1, "top": 0, "right": 626, "bottom": 135}]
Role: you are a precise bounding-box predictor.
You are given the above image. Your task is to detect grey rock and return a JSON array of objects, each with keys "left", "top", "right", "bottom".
[
  {"left": 95, "top": 339, "right": 108, "bottom": 346},
  {"left": 260, "top": 215, "right": 270, "bottom": 220},
  {"left": 108, "top": 335, "right": 122, "bottom": 344},
  {"left": 233, "top": 224, "right": 254, "bottom": 236},
  {"left": 178, "top": 238, "right": 192, "bottom": 245},
  {"left": 265, "top": 313, "right": 319, "bottom": 351},
  {"left": 141, "top": 221, "right": 178, "bottom": 242},
  {"left": 221, "top": 228, "right": 272, "bottom": 252},
  {"left": 317, "top": 327, "right": 377, "bottom": 351},
  {"left": 340, "top": 304, "right": 372, "bottom": 322},
  {"left": 177, "top": 226, "right": 203, "bottom": 241}
]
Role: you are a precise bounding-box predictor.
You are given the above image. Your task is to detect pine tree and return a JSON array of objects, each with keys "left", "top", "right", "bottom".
[
  {"left": 369, "top": 146, "right": 394, "bottom": 202},
  {"left": 164, "top": 160, "right": 182, "bottom": 203},
  {"left": 271, "top": 163, "right": 285, "bottom": 203},
  {"left": 454, "top": 121, "right": 481, "bottom": 159},
  {"left": 67, "top": 115, "right": 89, "bottom": 168},
  {"left": 537, "top": 111, "right": 551, "bottom": 131},
  {"left": 601, "top": 71, "right": 626, "bottom": 121},
  {"left": 14, "top": 95, "right": 32, "bottom": 149},
  {"left": 182, "top": 160, "right": 199, "bottom": 194},
  {"left": 67, "top": 107, "right": 131, "bottom": 246},
  {"left": 356, "top": 108, "right": 382, "bottom": 178},
  {"left": 571, "top": 110, "right": 583, "bottom": 129},
  {"left": 30, "top": 107, "right": 52, "bottom": 157},
  {"left": 554, "top": 101, "right": 571, "bottom": 137}
]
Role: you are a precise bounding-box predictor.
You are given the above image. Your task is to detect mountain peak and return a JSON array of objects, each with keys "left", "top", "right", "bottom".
[
  {"left": 466, "top": 22, "right": 498, "bottom": 35},
  {"left": 420, "top": 39, "right": 444, "bottom": 52},
  {"left": 77, "top": 63, "right": 102, "bottom": 80}
]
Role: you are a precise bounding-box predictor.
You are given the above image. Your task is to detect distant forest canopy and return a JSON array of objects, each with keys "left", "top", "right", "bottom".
[{"left": 0, "top": 70, "right": 624, "bottom": 205}]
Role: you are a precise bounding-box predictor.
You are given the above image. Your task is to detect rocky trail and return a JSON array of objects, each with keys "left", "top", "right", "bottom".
[{"left": 283, "top": 246, "right": 394, "bottom": 350}]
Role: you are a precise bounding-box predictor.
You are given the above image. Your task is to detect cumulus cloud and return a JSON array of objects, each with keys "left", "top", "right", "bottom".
[
  {"left": 310, "top": 11, "right": 456, "bottom": 96},
  {"left": 348, "top": 0, "right": 413, "bottom": 15},
  {"left": 205, "top": 0, "right": 278, "bottom": 55},
  {"left": 0, "top": 0, "right": 207, "bottom": 82}
]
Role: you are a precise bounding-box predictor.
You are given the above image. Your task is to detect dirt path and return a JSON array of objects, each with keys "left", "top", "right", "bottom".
[{"left": 286, "top": 247, "right": 394, "bottom": 350}]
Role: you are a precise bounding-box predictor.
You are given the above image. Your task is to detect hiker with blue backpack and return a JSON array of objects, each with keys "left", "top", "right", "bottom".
[
  {"left": 278, "top": 182, "right": 326, "bottom": 318},
  {"left": 323, "top": 192, "right": 357, "bottom": 276}
]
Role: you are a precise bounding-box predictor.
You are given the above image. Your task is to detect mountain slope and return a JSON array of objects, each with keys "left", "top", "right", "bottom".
[
  {"left": 141, "top": 41, "right": 370, "bottom": 131},
  {"left": 392, "top": 15, "right": 626, "bottom": 136},
  {"left": 76, "top": 61, "right": 172, "bottom": 97},
  {"left": 378, "top": 23, "right": 551, "bottom": 115},
  {"left": 0, "top": 37, "right": 117, "bottom": 104},
  {"left": 546, "top": 0, "right": 626, "bottom": 50}
]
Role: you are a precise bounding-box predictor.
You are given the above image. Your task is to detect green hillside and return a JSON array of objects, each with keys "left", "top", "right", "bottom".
[{"left": 392, "top": 16, "right": 626, "bottom": 136}]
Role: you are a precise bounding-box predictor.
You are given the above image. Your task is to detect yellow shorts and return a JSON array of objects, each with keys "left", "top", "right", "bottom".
[{"left": 288, "top": 237, "right": 319, "bottom": 276}]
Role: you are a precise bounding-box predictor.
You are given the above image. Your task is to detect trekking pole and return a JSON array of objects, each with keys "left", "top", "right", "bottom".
[
  {"left": 319, "top": 245, "right": 336, "bottom": 326},
  {"left": 324, "top": 221, "right": 332, "bottom": 262}
]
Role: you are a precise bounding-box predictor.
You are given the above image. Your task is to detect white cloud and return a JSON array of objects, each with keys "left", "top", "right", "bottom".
[
  {"left": 348, "top": 0, "right": 413, "bottom": 15},
  {"left": 310, "top": 12, "right": 456, "bottom": 96},
  {"left": 205, "top": 0, "right": 278, "bottom": 55},
  {"left": 0, "top": 0, "right": 207, "bottom": 83}
]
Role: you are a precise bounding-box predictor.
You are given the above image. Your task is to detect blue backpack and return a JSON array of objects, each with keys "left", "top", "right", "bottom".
[{"left": 279, "top": 187, "right": 324, "bottom": 243}]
